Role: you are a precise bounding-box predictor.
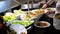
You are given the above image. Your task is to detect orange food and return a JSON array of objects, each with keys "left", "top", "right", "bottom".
[
  {"left": 38, "top": 9, "right": 44, "bottom": 14},
  {"left": 28, "top": 12, "right": 37, "bottom": 16},
  {"left": 40, "top": 23, "right": 47, "bottom": 26},
  {"left": 36, "top": 22, "right": 47, "bottom": 26}
]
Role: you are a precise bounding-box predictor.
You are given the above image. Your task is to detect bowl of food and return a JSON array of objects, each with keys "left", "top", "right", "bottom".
[{"left": 34, "top": 21, "right": 51, "bottom": 28}]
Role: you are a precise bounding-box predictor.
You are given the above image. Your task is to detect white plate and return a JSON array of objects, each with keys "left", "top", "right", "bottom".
[
  {"left": 10, "top": 24, "right": 27, "bottom": 34},
  {"left": 34, "top": 21, "right": 51, "bottom": 28}
]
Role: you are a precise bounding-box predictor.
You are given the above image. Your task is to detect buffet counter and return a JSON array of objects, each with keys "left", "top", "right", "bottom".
[{"left": 1, "top": 0, "right": 60, "bottom": 34}]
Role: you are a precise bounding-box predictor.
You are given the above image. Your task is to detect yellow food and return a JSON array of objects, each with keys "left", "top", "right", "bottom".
[
  {"left": 28, "top": 11, "right": 37, "bottom": 17},
  {"left": 38, "top": 9, "right": 44, "bottom": 14},
  {"left": 21, "top": 14, "right": 31, "bottom": 21},
  {"left": 3, "top": 13, "right": 16, "bottom": 22}
]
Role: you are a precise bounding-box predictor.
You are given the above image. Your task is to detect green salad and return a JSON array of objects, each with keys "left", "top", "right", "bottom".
[
  {"left": 14, "top": 9, "right": 24, "bottom": 14},
  {"left": 3, "top": 13, "right": 16, "bottom": 22},
  {"left": 11, "top": 20, "right": 33, "bottom": 27}
]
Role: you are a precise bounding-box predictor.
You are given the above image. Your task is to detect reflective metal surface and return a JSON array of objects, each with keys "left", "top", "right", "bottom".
[
  {"left": 0, "top": 0, "right": 20, "bottom": 13},
  {"left": 0, "top": 0, "right": 12, "bottom": 13}
]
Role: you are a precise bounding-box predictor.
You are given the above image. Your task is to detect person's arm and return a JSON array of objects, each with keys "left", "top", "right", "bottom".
[
  {"left": 47, "top": 0, "right": 55, "bottom": 5},
  {"left": 42, "top": 0, "right": 55, "bottom": 9}
]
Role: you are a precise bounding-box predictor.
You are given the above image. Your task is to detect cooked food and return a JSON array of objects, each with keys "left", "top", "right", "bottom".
[
  {"left": 11, "top": 20, "right": 33, "bottom": 27},
  {"left": 55, "top": 13, "right": 60, "bottom": 19},
  {"left": 36, "top": 21, "right": 47, "bottom": 26},
  {"left": 38, "top": 9, "right": 44, "bottom": 14},
  {"left": 21, "top": 14, "right": 31, "bottom": 21},
  {"left": 28, "top": 11, "right": 37, "bottom": 17},
  {"left": 27, "top": 9, "right": 44, "bottom": 17},
  {"left": 40, "top": 23, "right": 47, "bottom": 26}
]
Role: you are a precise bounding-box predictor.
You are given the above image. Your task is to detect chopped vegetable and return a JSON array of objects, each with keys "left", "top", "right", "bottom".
[
  {"left": 3, "top": 13, "right": 16, "bottom": 22},
  {"left": 14, "top": 9, "right": 24, "bottom": 14},
  {"left": 11, "top": 20, "right": 33, "bottom": 27},
  {"left": 20, "top": 14, "right": 31, "bottom": 21}
]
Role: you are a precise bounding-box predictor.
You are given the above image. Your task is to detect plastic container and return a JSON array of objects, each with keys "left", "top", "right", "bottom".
[
  {"left": 53, "top": 0, "right": 60, "bottom": 30},
  {"left": 53, "top": 18, "right": 60, "bottom": 30}
]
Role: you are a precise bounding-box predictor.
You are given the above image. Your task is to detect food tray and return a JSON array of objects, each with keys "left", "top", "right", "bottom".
[{"left": 4, "top": 5, "right": 44, "bottom": 30}]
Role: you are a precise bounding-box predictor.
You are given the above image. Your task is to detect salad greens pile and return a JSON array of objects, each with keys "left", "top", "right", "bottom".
[
  {"left": 11, "top": 20, "right": 33, "bottom": 27},
  {"left": 3, "top": 13, "right": 16, "bottom": 22},
  {"left": 14, "top": 9, "right": 24, "bottom": 14}
]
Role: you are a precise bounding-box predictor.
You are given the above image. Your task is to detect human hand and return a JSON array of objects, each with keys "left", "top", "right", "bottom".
[{"left": 42, "top": 4, "right": 47, "bottom": 9}]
